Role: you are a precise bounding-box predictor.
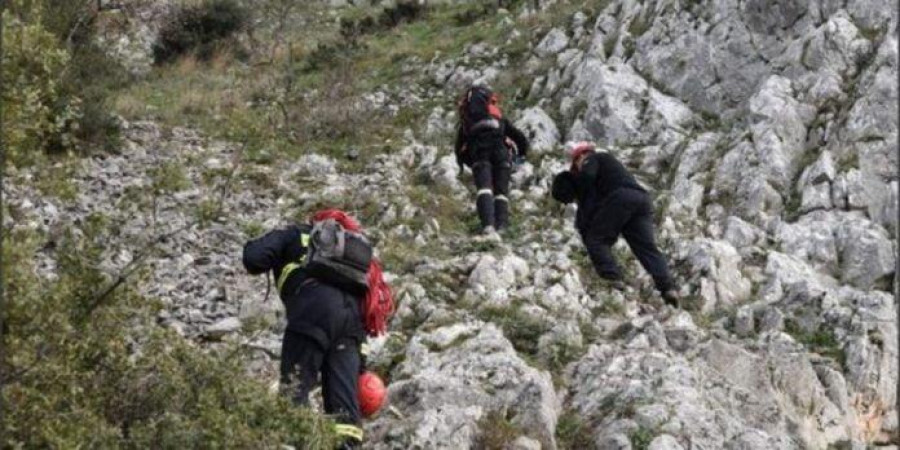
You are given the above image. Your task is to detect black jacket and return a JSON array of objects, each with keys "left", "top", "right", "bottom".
[
  {"left": 243, "top": 224, "right": 312, "bottom": 299},
  {"left": 243, "top": 224, "right": 365, "bottom": 345},
  {"left": 454, "top": 117, "right": 530, "bottom": 167},
  {"left": 567, "top": 152, "right": 646, "bottom": 231}
]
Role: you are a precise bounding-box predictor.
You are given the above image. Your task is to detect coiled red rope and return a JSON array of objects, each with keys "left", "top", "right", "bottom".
[{"left": 311, "top": 209, "right": 394, "bottom": 337}]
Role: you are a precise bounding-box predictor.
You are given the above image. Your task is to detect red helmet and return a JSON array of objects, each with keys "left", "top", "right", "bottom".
[{"left": 358, "top": 371, "right": 387, "bottom": 418}]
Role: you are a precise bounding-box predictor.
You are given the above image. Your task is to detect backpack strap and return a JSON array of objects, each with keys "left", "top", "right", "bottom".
[{"left": 276, "top": 231, "right": 311, "bottom": 293}]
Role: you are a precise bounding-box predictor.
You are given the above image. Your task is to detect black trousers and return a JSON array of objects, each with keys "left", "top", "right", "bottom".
[
  {"left": 280, "top": 280, "right": 364, "bottom": 443},
  {"left": 280, "top": 331, "right": 361, "bottom": 424},
  {"left": 580, "top": 188, "right": 673, "bottom": 292},
  {"left": 471, "top": 144, "right": 512, "bottom": 230}
]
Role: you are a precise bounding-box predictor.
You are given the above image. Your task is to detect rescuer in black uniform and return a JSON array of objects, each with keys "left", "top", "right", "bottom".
[
  {"left": 551, "top": 143, "right": 678, "bottom": 305},
  {"left": 455, "top": 85, "right": 531, "bottom": 233},
  {"left": 242, "top": 209, "right": 393, "bottom": 448}
]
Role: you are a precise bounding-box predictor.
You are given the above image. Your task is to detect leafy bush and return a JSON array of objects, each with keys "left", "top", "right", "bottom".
[
  {"left": 154, "top": 0, "right": 250, "bottom": 64},
  {"left": 2, "top": 4, "right": 79, "bottom": 165},
  {"left": 339, "top": 0, "right": 428, "bottom": 41},
  {"left": 2, "top": 224, "right": 336, "bottom": 448},
  {"left": 555, "top": 410, "right": 594, "bottom": 450},
  {"left": 55, "top": 38, "right": 126, "bottom": 154},
  {"left": 630, "top": 427, "right": 655, "bottom": 450},
  {"left": 2, "top": 0, "right": 125, "bottom": 165},
  {"left": 34, "top": 0, "right": 126, "bottom": 151},
  {"left": 476, "top": 409, "right": 522, "bottom": 449}
]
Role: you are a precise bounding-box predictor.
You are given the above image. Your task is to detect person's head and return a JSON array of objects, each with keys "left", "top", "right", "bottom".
[
  {"left": 459, "top": 85, "right": 499, "bottom": 116},
  {"left": 311, "top": 208, "right": 361, "bottom": 231},
  {"left": 564, "top": 141, "right": 596, "bottom": 173},
  {"left": 551, "top": 171, "right": 577, "bottom": 204},
  {"left": 468, "top": 83, "right": 493, "bottom": 93},
  {"left": 460, "top": 84, "right": 490, "bottom": 103}
]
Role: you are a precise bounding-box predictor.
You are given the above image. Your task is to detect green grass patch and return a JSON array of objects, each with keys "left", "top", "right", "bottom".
[
  {"left": 477, "top": 302, "right": 550, "bottom": 357},
  {"left": 477, "top": 409, "right": 523, "bottom": 449},
  {"left": 785, "top": 319, "right": 846, "bottom": 368},
  {"left": 556, "top": 409, "right": 594, "bottom": 449},
  {"left": 151, "top": 161, "right": 191, "bottom": 194},
  {"left": 630, "top": 426, "right": 655, "bottom": 450}
]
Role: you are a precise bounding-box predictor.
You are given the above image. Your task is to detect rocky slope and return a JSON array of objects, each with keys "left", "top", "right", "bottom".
[{"left": 6, "top": 0, "right": 898, "bottom": 448}]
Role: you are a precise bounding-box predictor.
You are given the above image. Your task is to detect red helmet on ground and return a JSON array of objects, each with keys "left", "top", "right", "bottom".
[{"left": 358, "top": 371, "right": 387, "bottom": 418}]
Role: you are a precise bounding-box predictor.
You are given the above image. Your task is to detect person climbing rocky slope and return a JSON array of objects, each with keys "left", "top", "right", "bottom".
[{"left": 5, "top": 0, "right": 897, "bottom": 448}]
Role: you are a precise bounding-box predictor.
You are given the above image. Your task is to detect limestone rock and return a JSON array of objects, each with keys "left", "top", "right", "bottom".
[
  {"left": 515, "top": 107, "right": 560, "bottom": 155},
  {"left": 366, "top": 322, "right": 560, "bottom": 449},
  {"left": 535, "top": 28, "right": 569, "bottom": 58}
]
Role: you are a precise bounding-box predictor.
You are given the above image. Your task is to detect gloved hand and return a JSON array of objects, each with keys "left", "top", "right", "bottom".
[{"left": 514, "top": 155, "right": 526, "bottom": 166}]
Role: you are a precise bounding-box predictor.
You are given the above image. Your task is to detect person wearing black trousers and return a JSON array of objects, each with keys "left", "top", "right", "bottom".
[
  {"left": 455, "top": 87, "right": 531, "bottom": 234},
  {"left": 551, "top": 142, "right": 679, "bottom": 305},
  {"left": 242, "top": 217, "right": 369, "bottom": 448}
]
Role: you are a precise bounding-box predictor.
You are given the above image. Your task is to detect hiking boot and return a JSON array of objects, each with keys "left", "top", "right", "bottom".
[
  {"left": 661, "top": 289, "right": 680, "bottom": 308},
  {"left": 599, "top": 277, "right": 626, "bottom": 291},
  {"left": 335, "top": 440, "right": 361, "bottom": 450},
  {"left": 481, "top": 226, "right": 502, "bottom": 243},
  {"left": 637, "top": 302, "right": 658, "bottom": 315}
]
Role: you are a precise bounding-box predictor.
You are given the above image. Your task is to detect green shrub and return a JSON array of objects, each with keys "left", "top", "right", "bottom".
[
  {"left": 476, "top": 409, "right": 522, "bottom": 449},
  {"left": 2, "top": 0, "right": 125, "bottom": 165},
  {"left": 784, "top": 319, "right": 846, "bottom": 368},
  {"left": 630, "top": 427, "right": 655, "bottom": 450},
  {"left": 39, "top": 0, "right": 127, "bottom": 151},
  {"left": 2, "top": 224, "right": 336, "bottom": 448},
  {"left": 1, "top": 4, "right": 79, "bottom": 165},
  {"left": 339, "top": 1, "right": 428, "bottom": 41},
  {"left": 556, "top": 410, "right": 594, "bottom": 450},
  {"left": 154, "top": 0, "right": 250, "bottom": 64},
  {"left": 55, "top": 38, "right": 125, "bottom": 153}
]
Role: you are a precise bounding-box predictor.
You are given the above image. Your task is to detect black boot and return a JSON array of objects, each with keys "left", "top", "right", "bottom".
[
  {"left": 661, "top": 289, "right": 680, "bottom": 307},
  {"left": 494, "top": 196, "right": 509, "bottom": 230},
  {"left": 336, "top": 439, "right": 361, "bottom": 450},
  {"left": 476, "top": 191, "right": 495, "bottom": 231},
  {"left": 599, "top": 274, "right": 626, "bottom": 291}
]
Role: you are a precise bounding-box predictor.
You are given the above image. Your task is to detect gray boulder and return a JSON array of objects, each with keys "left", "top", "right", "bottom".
[
  {"left": 535, "top": 28, "right": 569, "bottom": 58},
  {"left": 515, "top": 107, "right": 561, "bottom": 155},
  {"left": 366, "top": 322, "right": 560, "bottom": 449},
  {"left": 675, "top": 239, "right": 752, "bottom": 313}
]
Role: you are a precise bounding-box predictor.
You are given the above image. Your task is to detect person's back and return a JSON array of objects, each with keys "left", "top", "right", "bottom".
[
  {"left": 454, "top": 85, "right": 530, "bottom": 235},
  {"left": 571, "top": 150, "right": 646, "bottom": 232},
  {"left": 576, "top": 152, "right": 645, "bottom": 200},
  {"left": 242, "top": 210, "right": 392, "bottom": 449}
]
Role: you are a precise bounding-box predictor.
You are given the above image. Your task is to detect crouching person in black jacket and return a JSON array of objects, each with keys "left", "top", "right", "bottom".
[
  {"left": 242, "top": 209, "right": 394, "bottom": 449},
  {"left": 551, "top": 142, "right": 678, "bottom": 306}
]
